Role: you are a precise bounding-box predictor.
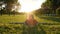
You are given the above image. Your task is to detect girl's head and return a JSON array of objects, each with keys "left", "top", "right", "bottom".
[{"left": 27, "top": 14, "right": 34, "bottom": 20}]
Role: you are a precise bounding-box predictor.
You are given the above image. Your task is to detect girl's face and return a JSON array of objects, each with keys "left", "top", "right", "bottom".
[{"left": 27, "top": 14, "right": 34, "bottom": 20}]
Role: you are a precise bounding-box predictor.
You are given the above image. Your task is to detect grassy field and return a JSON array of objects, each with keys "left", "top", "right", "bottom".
[
  {"left": 35, "top": 15, "right": 60, "bottom": 34},
  {"left": 34, "top": 15, "right": 60, "bottom": 23},
  {"left": 0, "top": 15, "right": 60, "bottom": 34},
  {"left": 0, "top": 15, "right": 26, "bottom": 23},
  {"left": 0, "top": 14, "right": 60, "bottom": 23},
  {"left": 0, "top": 15, "right": 26, "bottom": 34}
]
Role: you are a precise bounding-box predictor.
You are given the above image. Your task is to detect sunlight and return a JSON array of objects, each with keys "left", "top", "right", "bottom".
[{"left": 18, "top": 0, "right": 46, "bottom": 13}]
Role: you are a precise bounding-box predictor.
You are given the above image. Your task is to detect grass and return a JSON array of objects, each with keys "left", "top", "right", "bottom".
[
  {"left": 34, "top": 15, "right": 60, "bottom": 23},
  {"left": 0, "top": 15, "right": 26, "bottom": 23},
  {"left": 34, "top": 15, "right": 60, "bottom": 34},
  {"left": 0, "top": 24, "right": 24, "bottom": 34},
  {"left": 0, "top": 15, "right": 60, "bottom": 34},
  {"left": 0, "top": 23, "right": 46, "bottom": 34},
  {"left": 0, "top": 14, "right": 60, "bottom": 23}
]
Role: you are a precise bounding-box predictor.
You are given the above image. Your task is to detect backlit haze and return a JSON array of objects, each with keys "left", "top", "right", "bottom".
[{"left": 18, "top": 0, "right": 46, "bottom": 13}]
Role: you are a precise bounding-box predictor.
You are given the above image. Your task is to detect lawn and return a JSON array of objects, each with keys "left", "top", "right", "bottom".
[
  {"left": 0, "top": 14, "right": 60, "bottom": 23},
  {"left": 0, "top": 14, "right": 26, "bottom": 34},
  {"left": 0, "top": 15, "right": 26, "bottom": 23},
  {"left": 34, "top": 15, "right": 60, "bottom": 34},
  {"left": 0, "top": 15, "right": 60, "bottom": 34},
  {"left": 34, "top": 15, "right": 60, "bottom": 23}
]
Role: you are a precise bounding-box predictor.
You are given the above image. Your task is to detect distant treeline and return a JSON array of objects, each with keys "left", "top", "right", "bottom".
[{"left": 34, "top": 0, "right": 60, "bottom": 16}]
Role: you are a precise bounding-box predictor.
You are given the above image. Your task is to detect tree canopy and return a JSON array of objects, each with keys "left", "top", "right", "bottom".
[
  {"left": 0, "top": 0, "right": 21, "bottom": 15},
  {"left": 35, "top": 0, "right": 60, "bottom": 16}
]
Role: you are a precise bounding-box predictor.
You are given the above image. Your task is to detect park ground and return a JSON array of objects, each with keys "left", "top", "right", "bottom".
[{"left": 0, "top": 14, "right": 60, "bottom": 34}]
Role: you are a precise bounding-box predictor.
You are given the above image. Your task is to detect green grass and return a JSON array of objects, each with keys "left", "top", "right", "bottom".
[
  {"left": 0, "top": 24, "right": 24, "bottom": 34},
  {"left": 0, "top": 14, "right": 60, "bottom": 23},
  {"left": 0, "top": 15, "right": 60, "bottom": 34},
  {"left": 34, "top": 15, "right": 60, "bottom": 34},
  {"left": 0, "top": 23, "right": 46, "bottom": 34},
  {"left": 34, "top": 15, "right": 60, "bottom": 23},
  {"left": 0, "top": 15, "right": 26, "bottom": 23}
]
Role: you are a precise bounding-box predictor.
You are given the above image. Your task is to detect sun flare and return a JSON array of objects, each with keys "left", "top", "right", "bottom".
[{"left": 18, "top": 0, "right": 45, "bottom": 13}]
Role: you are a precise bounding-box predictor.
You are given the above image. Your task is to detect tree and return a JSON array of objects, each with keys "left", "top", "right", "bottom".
[
  {"left": 35, "top": 0, "right": 60, "bottom": 16},
  {"left": 4, "top": 0, "right": 18, "bottom": 15},
  {"left": 56, "top": 7, "right": 60, "bottom": 15},
  {"left": 0, "top": 0, "right": 6, "bottom": 15},
  {"left": 0, "top": 0, "right": 21, "bottom": 15}
]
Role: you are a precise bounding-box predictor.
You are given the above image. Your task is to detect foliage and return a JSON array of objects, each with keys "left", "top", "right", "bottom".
[
  {"left": 35, "top": 0, "right": 60, "bottom": 16},
  {"left": 0, "top": 0, "right": 21, "bottom": 16},
  {"left": 56, "top": 7, "right": 60, "bottom": 15}
]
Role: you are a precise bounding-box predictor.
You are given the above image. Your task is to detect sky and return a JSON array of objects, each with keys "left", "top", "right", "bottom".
[{"left": 18, "top": 0, "right": 46, "bottom": 12}]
